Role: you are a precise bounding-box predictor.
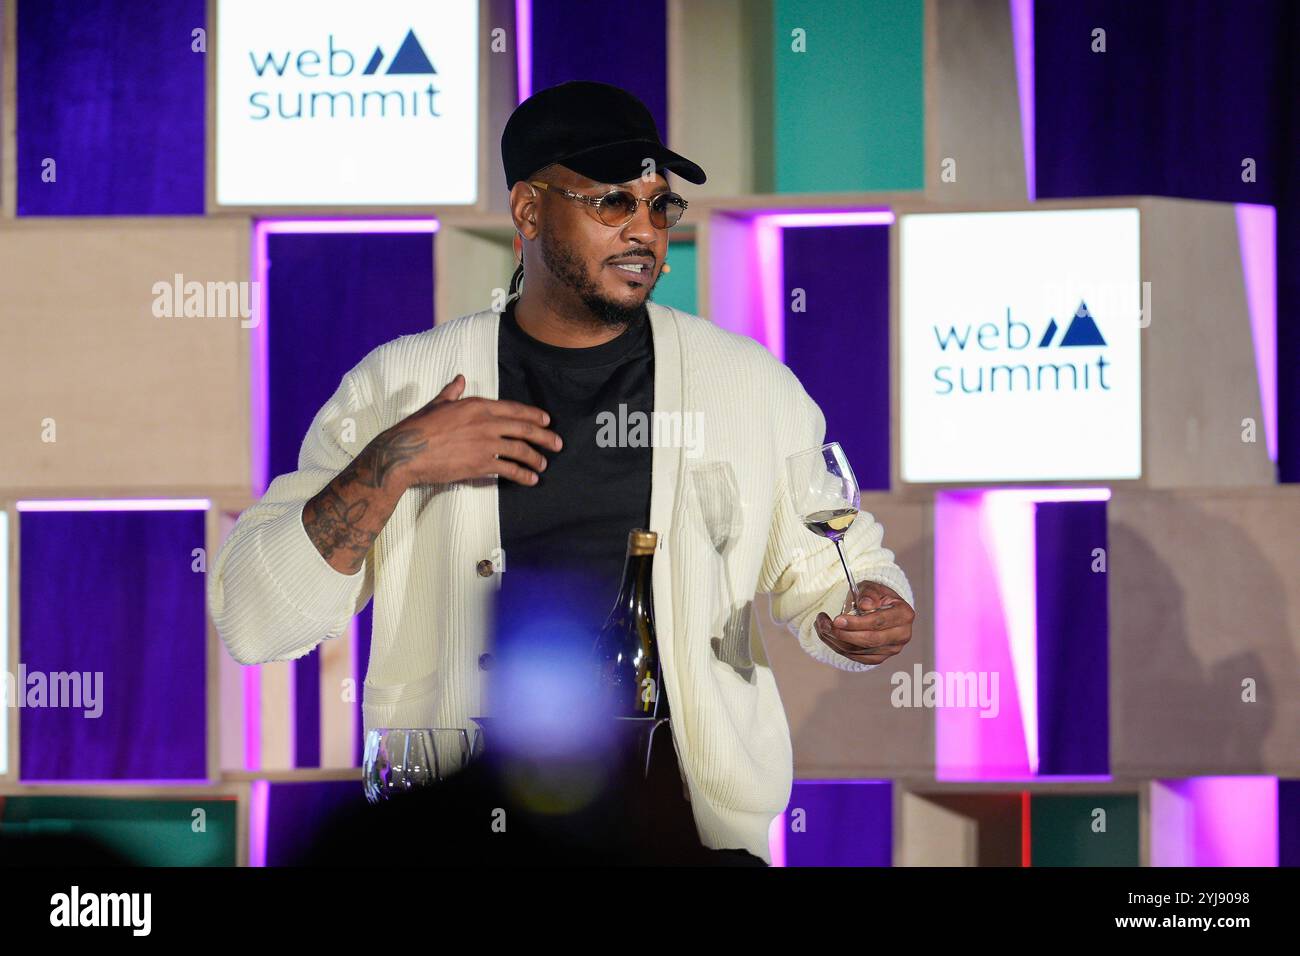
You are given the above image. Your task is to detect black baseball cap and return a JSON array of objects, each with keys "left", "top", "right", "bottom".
[{"left": 502, "top": 80, "right": 707, "bottom": 190}]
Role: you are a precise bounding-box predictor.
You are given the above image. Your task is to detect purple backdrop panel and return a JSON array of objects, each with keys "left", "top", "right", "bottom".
[
  {"left": 1281, "top": 779, "right": 1300, "bottom": 867},
  {"left": 19, "top": 510, "right": 207, "bottom": 780},
  {"left": 529, "top": 0, "right": 667, "bottom": 149},
  {"left": 16, "top": 0, "right": 205, "bottom": 215},
  {"left": 1035, "top": 500, "right": 1109, "bottom": 775},
  {"left": 1034, "top": 0, "right": 1284, "bottom": 203},
  {"left": 267, "top": 231, "right": 435, "bottom": 767},
  {"left": 785, "top": 781, "right": 892, "bottom": 867},
  {"left": 782, "top": 224, "right": 891, "bottom": 490},
  {"left": 1282, "top": 31, "right": 1300, "bottom": 486},
  {"left": 1034, "top": 0, "right": 1300, "bottom": 483},
  {"left": 265, "top": 780, "right": 364, "bottom": 866}
]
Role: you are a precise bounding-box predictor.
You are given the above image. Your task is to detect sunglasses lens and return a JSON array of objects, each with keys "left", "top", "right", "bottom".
[
  {"left": 597, "top": 191, "right": 639, "bottom": 225},
  {"left": 594, "top": 191, "right": 687, "bottom": 227},
  {"left": 652, "top": 194, "right": 686, "bottom": 227}
]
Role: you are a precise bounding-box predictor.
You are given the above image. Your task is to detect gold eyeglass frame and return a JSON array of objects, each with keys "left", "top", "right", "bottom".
[{"left": 527, "top": 180, "right": 689, "bottom": 228}]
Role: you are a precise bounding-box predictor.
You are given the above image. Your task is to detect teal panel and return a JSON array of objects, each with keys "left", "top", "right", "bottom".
[
  {"left": 2, "top": 796, "right": 238, "bottom": 866},
  {"left": 774, "top": 0, "right": 924, "bottom": 193},
  {"left": 1030, "top": 794, "right": 1140, "bottom": 867},
  {"left": 650, "top": 240, "right": 697, "bottom": 315}
]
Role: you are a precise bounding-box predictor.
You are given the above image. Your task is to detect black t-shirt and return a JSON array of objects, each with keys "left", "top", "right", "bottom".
[{"left": 496, "top": 296, "right": 656, "bottom": 648}]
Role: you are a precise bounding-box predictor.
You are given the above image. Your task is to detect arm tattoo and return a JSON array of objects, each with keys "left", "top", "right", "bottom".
[
  {"left": 303, "top": 485, "right": 375, "bottom": 573},
  {"left": 335, "top": 427, "right": 428, "bottom": 490},
  {"left": 302, "top": 426, "right": 427, "bottom": 573}
]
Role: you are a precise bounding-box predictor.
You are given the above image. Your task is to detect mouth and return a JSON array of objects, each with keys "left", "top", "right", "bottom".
[{"left": 607, "top": 260, "right": 653, "bottom": 285}]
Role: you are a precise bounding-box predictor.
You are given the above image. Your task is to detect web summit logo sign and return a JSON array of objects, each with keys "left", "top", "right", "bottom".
[
  {"left": 931, "top": 300, "right": 1112, "bottom": 395},
  {"left": 246, "top": 29, "right": 441, "bottom": 121}
]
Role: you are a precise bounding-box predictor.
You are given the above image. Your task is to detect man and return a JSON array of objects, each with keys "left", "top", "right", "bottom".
[{"left": 208, "top": 80, "right": 916, "bottom": 865}]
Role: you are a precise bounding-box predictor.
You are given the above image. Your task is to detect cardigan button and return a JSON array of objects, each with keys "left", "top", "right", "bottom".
[
  {"left": 478, "top": 653, "right": 494, "bottom": 671},
  {"left": 476, "top": 558, "right": 495, "bottom": 577}
]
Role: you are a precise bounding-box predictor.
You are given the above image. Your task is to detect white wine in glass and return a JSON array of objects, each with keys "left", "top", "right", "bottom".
[{"left": 786, "top": 442, "right": 866, "bottom": 616}]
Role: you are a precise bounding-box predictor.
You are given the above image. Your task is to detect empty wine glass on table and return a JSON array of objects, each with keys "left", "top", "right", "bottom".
[
  {"left": 362, "top": 728, "right": 482, "bottom": 804},
  {"left": 785, "top": 441, "right": 874, "bottom": 618}
]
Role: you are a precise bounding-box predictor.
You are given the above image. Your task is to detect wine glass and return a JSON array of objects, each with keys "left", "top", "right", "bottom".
[
  {"left": 785, "top": 442, "right": 866, "bottom": 617},
  {"left": 690, "top": 462, "right": 750, "bottom": 672},
  {"left": 362, "top": 728, "right": 476, "bottom": 803}
]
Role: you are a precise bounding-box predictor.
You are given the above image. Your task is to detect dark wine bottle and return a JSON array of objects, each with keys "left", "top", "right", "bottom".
[{"left": 593, "top": 529, "right": 667, "bottom": 719}]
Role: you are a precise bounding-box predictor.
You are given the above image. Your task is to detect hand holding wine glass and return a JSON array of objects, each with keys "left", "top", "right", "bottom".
[{"left": 785, "top": 442, "right": 915, "bottom": 664}]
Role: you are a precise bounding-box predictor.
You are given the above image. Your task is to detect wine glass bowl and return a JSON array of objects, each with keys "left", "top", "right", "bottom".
[
  {"left": 785, "top": 442, "right": 866, "bottom": 616},
  {"left": 362, "top": 728, "right": 478, "bottom": 803}
]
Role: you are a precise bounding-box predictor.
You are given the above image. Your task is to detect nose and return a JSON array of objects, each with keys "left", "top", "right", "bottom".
[{"left": 619, "top": 197, "right": 660, "bottom": 248}]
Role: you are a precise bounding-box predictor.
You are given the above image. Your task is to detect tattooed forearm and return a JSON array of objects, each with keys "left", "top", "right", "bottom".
[
  {"left": 303, "top": 485, "right": 376, "bottom": 573},
  {"left": 301, "top": 427, "right": 416, "bottom": 575},
  {"left": 335, "top": 427, "right": 427, "bottom": 491}
]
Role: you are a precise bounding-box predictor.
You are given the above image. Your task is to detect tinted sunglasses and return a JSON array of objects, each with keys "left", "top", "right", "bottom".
[{"left": 528, "top": 180, "right": 688, "bottom": 228}]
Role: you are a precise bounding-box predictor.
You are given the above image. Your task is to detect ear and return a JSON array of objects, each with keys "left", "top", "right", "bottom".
[{"left": 510, "top": 181, "right": 542, "bottom": 239}]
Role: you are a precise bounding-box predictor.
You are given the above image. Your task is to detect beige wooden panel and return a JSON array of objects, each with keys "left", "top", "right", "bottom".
[
  {"left": 925, "top": 0, "right": 1026, "bottom": 202},
  {"left": 1109, "top": 487, "right": 1300, "bottom": 776},
  {"left": 898, "top": 789, "right": 978, "bottom": 865},
  {"left": 898, "top": 790, "right": 1022, "bottom": 866},
  {"left": 764, "top": 494, "right": 934, "bottom": 777},
  {"left": 482, "top": 0, "right": 520, "bottom": 217},
  {"left": 234, "top": 779, "right": 251, "bottom": 867},
  {"left": 669, "top": 0, "right": 768, "bottom": 198},
  {"left": 435, "top": 225, "right": 516, "bottom": 325},
  {"left": 217, "top": 633, "right": 248, "bottom": 773},
  {"left": 1141, "top": 198, "right": 1274, "bottom": 488},
  {"left": 0, "top": 218, "right": 252, "bottom": 495},
  {"left": 258, "top": 660, "right": 295, "bottom": 772}
]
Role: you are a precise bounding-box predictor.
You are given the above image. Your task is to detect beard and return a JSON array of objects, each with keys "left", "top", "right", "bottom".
[{"left": 538, "top": 227, "right": 650, "bottom": 331}]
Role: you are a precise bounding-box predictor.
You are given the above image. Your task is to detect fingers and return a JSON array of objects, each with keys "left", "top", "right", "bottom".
[
  {"left": 493, "top": 415, "right": 564, "bottom": 452},
  {"left": 438, "top": 374, "right": 466, "bottom": 401},
  {"left": 832, "top": 624, "right": 911, "bottom": 652},
  {"left": 468, "top": 398, "right": 563, "bottom": 452},
  {"left": 815, "top": 612, "right": 909, "bottom": 661},
  {"left": 830, "top": 604, "right": 913, "bottom": 632},
  {"left": 417, "top": 374, "right": 465, "bottom": 412},
  {"left": 853, "top": 581, "right": 897, "bottom": 604},
  {"left": 821, "top": 634, "right": 903, "bottom": 665},
  {"left": 427, "top": 387, "right": 552, "bottom": 437},
  {"left": 495, "top": 439, "right": 549, "bottom": 475},
  {"left": 816, "top": 627, "right": 897, "bottom": 664},
  {"left": 485, "top": 398, "right": 553, "bottom": 428},
  {"left": 484, "top": 457, "right": 541, "bottom": 486}
]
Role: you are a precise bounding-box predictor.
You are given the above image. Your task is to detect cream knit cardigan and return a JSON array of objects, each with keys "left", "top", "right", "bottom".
[{"left": 208, "top": 301, "right": 914, "bottom": 863}]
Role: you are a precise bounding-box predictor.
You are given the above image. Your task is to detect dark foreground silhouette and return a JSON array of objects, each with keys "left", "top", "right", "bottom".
[{"left": 302, "top": 726, "right": 767, "bottom": 867}]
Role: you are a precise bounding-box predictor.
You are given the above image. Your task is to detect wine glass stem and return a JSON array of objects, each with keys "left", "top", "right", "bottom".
[{"left": 833, "top": 538, "right": 859, "bottom": 611}]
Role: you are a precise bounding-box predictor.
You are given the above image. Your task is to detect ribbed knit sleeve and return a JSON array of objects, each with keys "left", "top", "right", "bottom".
[
  {"left": 758, "top": 374, "right": 915, "bottom": 673},
  {"left": 207, "top": 366, "right": 380, "bottom": 665}
]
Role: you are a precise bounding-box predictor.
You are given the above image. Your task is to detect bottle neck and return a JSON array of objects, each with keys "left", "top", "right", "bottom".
[{"left": 614, "top": 551, "right": 654, "bottom": 615}]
